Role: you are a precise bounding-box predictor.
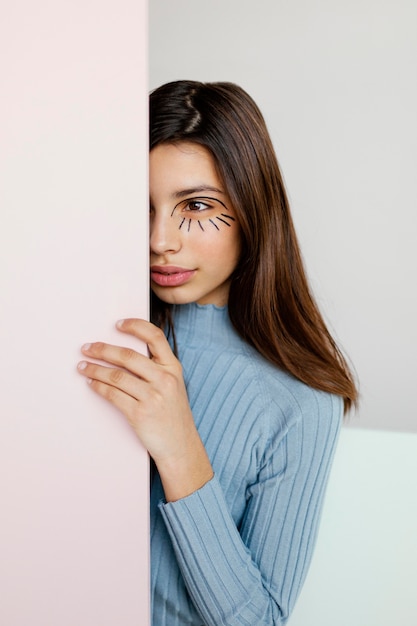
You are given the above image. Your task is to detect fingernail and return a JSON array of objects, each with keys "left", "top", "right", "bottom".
[
  {"left": 77, "top": 361, "right": 87, "bottom": 370},
  {"left": 82, "top": 343, "right": 91, "bottom": 351},
  {"left": 116, "top": 320, "right": 125, "bottom": 328}
]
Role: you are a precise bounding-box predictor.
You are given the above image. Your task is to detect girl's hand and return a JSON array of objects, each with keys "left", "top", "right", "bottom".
[{"left": 77, "top": 319, "right": 213, "bottom": 501}]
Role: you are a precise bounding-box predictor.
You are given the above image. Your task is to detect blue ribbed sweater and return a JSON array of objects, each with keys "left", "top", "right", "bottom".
[{"left": 151, "top": 303, "right": 342, "bottom": 625}]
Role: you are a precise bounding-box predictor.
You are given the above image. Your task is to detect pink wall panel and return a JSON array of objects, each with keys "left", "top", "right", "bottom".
[{"left": 0, "top": 2, "right": 149, "bottom": 624}]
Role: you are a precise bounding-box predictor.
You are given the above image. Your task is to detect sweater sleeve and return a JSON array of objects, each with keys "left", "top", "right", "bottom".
[{"left": 158, "top": 393, "right": 342, "bottom": 625}]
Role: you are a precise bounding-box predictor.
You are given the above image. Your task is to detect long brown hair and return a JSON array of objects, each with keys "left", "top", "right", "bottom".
[{"left": 150, "top": 80, "right": 358, "bottom": 413}]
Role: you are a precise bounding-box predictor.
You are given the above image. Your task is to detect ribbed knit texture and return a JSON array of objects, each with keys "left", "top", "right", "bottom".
[{"left": 151, "top": 303, "right": 342, "bottom": 625}]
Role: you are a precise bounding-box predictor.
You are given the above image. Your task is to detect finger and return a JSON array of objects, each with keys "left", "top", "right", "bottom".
[
  {"left": 81, "top": 341, "right": 154, "bottom": 382},
  {"left": 86, "top": 378, "right": 138, "bottom": 427},
  {"left": 116, "top": 319, "right": 176, "bottom": 366},
  {"left": 77, "top": 360, "right": 146, "bottom": 400}
]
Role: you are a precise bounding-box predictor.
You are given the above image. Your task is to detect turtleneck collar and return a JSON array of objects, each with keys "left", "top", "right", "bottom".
[{"left": 171, "top": 302, "right": 243, "bottom": 350}]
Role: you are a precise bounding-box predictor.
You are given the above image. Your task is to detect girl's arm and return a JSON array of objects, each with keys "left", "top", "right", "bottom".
[
  {"left": 78, "top": 318, "right": 341, "bottom": 625},
  {"left": 156, "top": 394, "right": 342, "bottom": 625},
  {"left": 78, "top": 318, "right": 213, "bottom": 500}
]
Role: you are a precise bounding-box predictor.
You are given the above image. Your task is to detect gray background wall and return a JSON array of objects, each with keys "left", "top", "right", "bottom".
[{"left": 150, "top": 0, "right": 417, "bottom": 433}]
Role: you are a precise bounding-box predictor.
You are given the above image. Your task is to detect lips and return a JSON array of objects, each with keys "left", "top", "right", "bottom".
[{"left": 151, "top": 266, "right": 196, "bottom": 287}]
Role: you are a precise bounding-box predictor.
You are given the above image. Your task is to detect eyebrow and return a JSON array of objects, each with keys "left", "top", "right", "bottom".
[{"left": 172, "top": 185, "right": 225, "bottom": 199}]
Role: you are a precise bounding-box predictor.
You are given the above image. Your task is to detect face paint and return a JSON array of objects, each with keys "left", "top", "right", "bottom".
[
  {"left": 150, "top": 142, "right": 241, "bottom": 306},
  {"left": 170, "top": 197, "right": 236, "bottom": 233}
]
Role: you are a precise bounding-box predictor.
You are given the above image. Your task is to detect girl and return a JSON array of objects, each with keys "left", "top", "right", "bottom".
[{"left": 78, "top": 80, "right": 357, "bottom": 625}]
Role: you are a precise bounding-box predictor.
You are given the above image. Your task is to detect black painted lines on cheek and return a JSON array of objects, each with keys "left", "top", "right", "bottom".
[{"left": 177, "top": 212, "right": 236, "bottom": 232}]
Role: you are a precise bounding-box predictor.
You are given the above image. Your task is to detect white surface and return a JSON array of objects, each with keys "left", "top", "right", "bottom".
[
  {"left": 0, "top": 1, "right": 149, "bottom": 624},
  {"left": 149, "top": 0, "right": 417, "bottom": 433},
  {"left": 290, "top": 428, "right": 417, "bottom": 625}
]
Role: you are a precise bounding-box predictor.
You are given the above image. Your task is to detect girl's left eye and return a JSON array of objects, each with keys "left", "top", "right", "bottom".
[
  {"left": 171, "top": 197, "right": 216, "bottom": 218},
  {"left": 185, "top": 199, "right": 210, "bottom": 212},
  {"left": 170, "top": 196, "right": 229, "bottom": 221}
]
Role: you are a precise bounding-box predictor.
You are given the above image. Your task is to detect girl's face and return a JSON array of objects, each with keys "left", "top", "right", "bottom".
[{"left": 149, "top": 142, "right": 241, "bottom": 306}]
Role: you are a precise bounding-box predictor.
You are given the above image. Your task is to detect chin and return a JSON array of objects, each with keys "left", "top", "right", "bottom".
[{"left": 151, "top": 287, "right": 196, "bottom": 306}]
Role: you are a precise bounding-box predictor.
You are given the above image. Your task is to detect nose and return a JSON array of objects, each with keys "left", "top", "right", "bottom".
[{"left": 150, "top": 210, "right": 182, "bottom": 256}]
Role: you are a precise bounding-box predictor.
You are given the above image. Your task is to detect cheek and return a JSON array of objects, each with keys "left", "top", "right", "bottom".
[{"left": 197, "top": 228, "right": 241, "bottom": 272}]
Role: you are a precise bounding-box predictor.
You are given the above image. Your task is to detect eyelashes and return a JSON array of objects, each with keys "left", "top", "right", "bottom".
[{"left": 171, "top": 196, "right": 236, "bottom": 232}]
